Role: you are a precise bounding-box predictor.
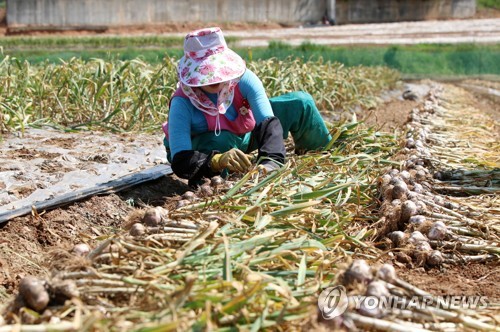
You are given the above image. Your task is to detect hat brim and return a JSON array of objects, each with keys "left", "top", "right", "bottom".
[{"left": 178, "top": 49, "right": 246, "bottom": 87}]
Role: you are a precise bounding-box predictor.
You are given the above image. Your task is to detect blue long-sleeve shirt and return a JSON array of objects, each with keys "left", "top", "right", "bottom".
[{"left": 168, "top": 69, "right": 273, "bottom": 158}]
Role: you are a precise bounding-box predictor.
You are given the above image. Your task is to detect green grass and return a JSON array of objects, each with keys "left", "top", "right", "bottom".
[
  {"left": 250, "top": 42, "right": 500, "bottom": 77},
  {"left": 8, "top": 48, "right": 182, "bottom": 65},
  {"left": 477, "top": 0, "right": 499, "bottom": 9},
  {"left": 0, "top": 35, "right": 185, "bottom": 49},
  {"left": 1, "top": 35, "right": 499, "bottom": 77}
]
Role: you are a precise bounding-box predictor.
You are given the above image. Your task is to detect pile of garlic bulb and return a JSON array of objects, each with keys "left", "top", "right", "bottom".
[{"left": 377, "top": 86, "right": 498, "bottom": 268}]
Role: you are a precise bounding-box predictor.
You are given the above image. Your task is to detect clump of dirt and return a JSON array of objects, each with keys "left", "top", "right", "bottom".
[
  {"left": 363, "top": 99, "right": 420, "bottom": 131},
  {"left": 396, "top": 263, "right": 500, "bottom": 301}
]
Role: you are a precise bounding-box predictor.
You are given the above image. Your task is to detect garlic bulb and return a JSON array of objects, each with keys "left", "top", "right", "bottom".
[
  {"left": 51, "top": 279, "right": 79, "bottom": 303},
  {"left": 427, "top": 221, "right": 447, "bottom": 240},
  {"left": 415, "top": 200, "right": 428, "bottom": 214},
  {"left": 376, "top": 264, "right": 397, "bottom": 283},
  {"left": 19, "top": 276, "right": 50, "bottom": 312},
  {"left": 388, "top": 231, "right": 407, "bottom": 247},
  {"left": 407, "top": 191, "right": 418, "bottom": 199},
  {"left": 414, "top": 241, "right": 432, "bottom": 265},
  {"left": 391, "top": 199, "right": 402, "bottom": 206},
  {"left": 380, "top": 174, "right": 392, "bottom": 186},
  {"left": 382, "top": 185, "right": 394, "bottom": 201},
  {"left": 427, "top": 250, "right": 444, "bottom": 266},
  {"left": 176, "top": 199, "right": 191, "bottom": 209},
  {"left": 391, "top": 180, "right": 408, "bottom": 199},
  {"left": 366, "top": 280, "right": 391, "bottom": 298},
  {"left": 359, "top": 299, "right": 383, "bottom": 318},
  {"left": 404, "top": 160, "right": 415, "bottom": 169},
  {"left": 400, "top": 200, "right": 418, "bottom": 223},
  {"left": 408, "top": 215, "right": 426, "bottom": 226},
  {"left": 199, "top": 184, "right": 214, "bottom": 196},
  {"left": 210, "top": 176, "right": 224, "bottom": 187},
  {"left": 415, "top": 169, "right": 427, "bottom": 181},
  {"left": 412, "top": 183, "right": 424, "bottom": 193},
  {"left": 395, "top": 252, "right": 412, "bottom": 264},
  {"left": 181, "top": 191, "right": 197, "bottom": 202},
  {"left": 408, "top": 231, "right": 427, "bottom": 244},
  {"left": 433, "top": 195, "right": 445, "bottom": 206},
  {"left": 129, "top": 223, "right": 146, "bottom": 236},
  {"left": 444, "top": 201, "right": 460, "bottom": 210},
  {"left": 406, "top": 138, "right": 416, "bottom": 149},
  {"left": 399, "top": 170, "right": 411, "bottom": 183},
  {"left": 142, "top": 207, "right": 166, "bottom": 226},
  {"left": 344, "top": 260, "right": 372, "bottom": 285},
  {"left": 72, "top": 243, "right": 90, "bottom": 257},
  {"left": 415, "top": 241, "right": 432, "bottom": 252},
  {"left": 389, "top": 169, "right": 400, "bottom": 177}
]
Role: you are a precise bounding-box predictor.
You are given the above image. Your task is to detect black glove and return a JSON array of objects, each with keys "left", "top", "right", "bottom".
[{"left": 171, "top": 150, "right": 217, "bottom": 183}]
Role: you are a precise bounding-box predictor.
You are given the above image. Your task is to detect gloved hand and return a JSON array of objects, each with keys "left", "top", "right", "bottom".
[{"left": 210, "top": 148, "right": 252, "bottom": 173}]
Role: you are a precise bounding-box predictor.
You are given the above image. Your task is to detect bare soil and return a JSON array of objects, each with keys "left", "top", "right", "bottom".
[{"left": 396, "top": 263, "right": 500, "bottom": 301}]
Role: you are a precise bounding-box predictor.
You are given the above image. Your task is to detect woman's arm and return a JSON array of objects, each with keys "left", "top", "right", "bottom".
[
  {"left": 168, "top": 97, "right": 194, "bottom": 157},
  {"left": 168, "top": 97, "right": 217, "bottom": 183},
  {"left": 238, "top": 70, "right": 274, "bottom": 125}
]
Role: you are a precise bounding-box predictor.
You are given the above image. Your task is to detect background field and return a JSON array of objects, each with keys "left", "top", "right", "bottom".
[{"left": 1, "top": 36, "right": 499, "bottom": 78}]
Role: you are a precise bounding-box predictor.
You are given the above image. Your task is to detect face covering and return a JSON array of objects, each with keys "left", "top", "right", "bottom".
[{"left": 179, "top": 79, "right": 239, "bottom": 136}]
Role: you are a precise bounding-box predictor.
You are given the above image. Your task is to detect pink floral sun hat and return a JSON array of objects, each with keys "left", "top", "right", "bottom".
[{"left": 178, "top": 27, "right": 246, "bottom": 87}]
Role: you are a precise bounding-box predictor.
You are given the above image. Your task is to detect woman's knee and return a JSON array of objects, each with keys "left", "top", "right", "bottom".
[{"left": 289, "top": 91, "right": 316, "bottom": 112}]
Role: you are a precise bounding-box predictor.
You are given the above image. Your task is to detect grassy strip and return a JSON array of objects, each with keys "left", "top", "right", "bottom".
[
  {"left": 2, "top": 41, "right": 499, "bottom": 76},
  {"left": 3, "top": 48, "right": 183, "bottom": 65},
  {"left": 477, "top": 0, "right": 499, "bottom": 9},
  {"left": 0, "top": 35, "right": 185, "bottom": 49},
  {"left": 253, "top": 42, "right": 500, "bottom": 76}
]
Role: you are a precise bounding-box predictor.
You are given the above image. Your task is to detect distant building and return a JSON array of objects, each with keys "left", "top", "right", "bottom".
[{"left": 6, "top": 0, "right": 476, "bottom": 31}]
